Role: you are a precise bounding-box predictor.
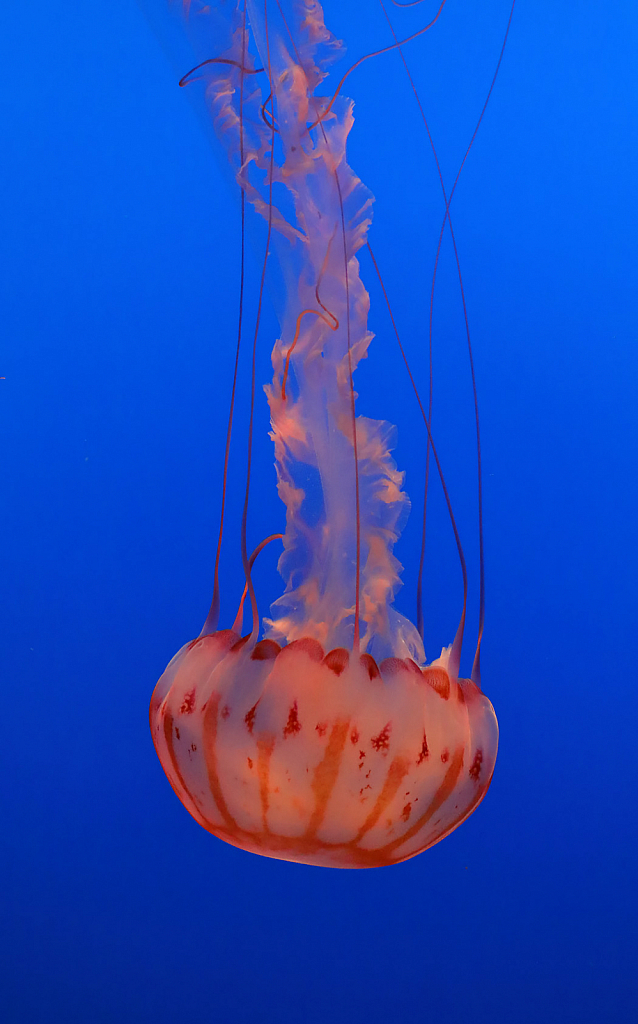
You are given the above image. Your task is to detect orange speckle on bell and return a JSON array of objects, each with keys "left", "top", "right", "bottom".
[
  {"left": 180, "top": 689, "right": 196, "bottom": 714},
  {"left": 283, "top": 701, "right": 301, "bottom": 737},
  {"left": 469, "top": 749, "right": 483, "bottom": 781},
  {"left": 371, "top": 723, "right": 391, "bottom": 752},
  {"left": 244, "top": 702, "right": 258, "bottom": 735},
  {"left": 416, "top": 733, "right": 429, "bottom": 766}
]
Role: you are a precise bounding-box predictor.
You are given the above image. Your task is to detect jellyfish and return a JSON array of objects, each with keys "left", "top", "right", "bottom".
[{"left": 149, "top": 0, "right": 509, "bottom": 868}]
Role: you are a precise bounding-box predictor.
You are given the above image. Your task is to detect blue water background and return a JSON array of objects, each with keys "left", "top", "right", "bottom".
[{"left": 2, "top": 1, "right": 637, "bottom": 1021}]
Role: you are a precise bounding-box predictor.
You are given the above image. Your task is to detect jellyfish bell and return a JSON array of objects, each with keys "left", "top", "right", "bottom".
[
  {"left": 151, "top": 631, "right": 497, "bottom": 868},
  {"left": 149, "top": 0, "right": 504, "bottom": 867}
]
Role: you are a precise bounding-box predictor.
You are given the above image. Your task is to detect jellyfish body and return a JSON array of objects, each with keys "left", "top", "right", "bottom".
[
  {"left": 150, "top": 0, "right": 499, "bottom": 867},
  {"left": 152, "top": 633, "right": 496, "bottom": 868}
]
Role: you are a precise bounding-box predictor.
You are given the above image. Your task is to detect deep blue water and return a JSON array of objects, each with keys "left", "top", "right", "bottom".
[{"left": 2, "top": 2, "right": 637, "bottom": 1022}]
